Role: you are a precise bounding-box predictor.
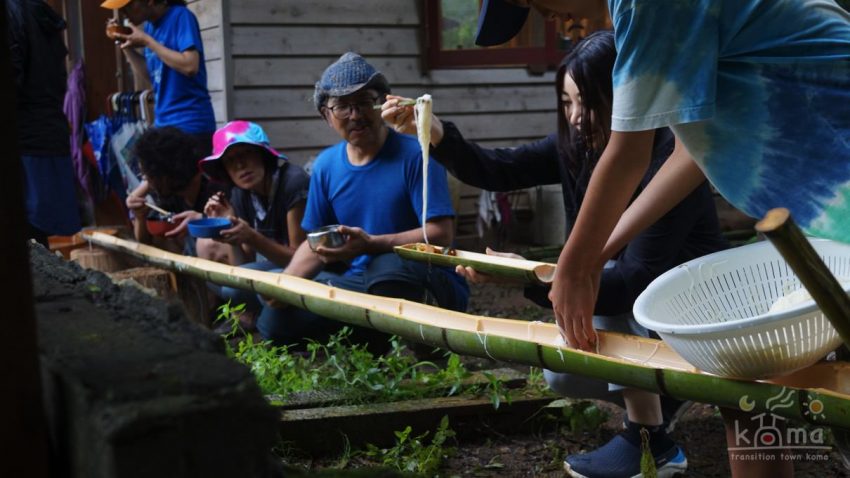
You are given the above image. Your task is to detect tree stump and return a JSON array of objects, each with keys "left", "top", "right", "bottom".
[
  {"left": 108, "top": 267, "right": 176, "bottom": 298},
  {"left": 174, "top": 273, "right": 216, "bottom": 327},
  {"left": 70, "top": 246, "right": 128, "bottom": 273}
]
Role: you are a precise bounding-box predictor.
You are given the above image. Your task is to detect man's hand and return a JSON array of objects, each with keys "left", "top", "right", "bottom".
[
  {"left": 455, "top": 248, "right": 527, "bottom": 285},
  {"left": 380, "top": 94, "right": 445, "bottom": 146},
  {"left": 164, "top": 210, "right": 202, "bottom": 238},
  {"left": 314, "top": 225, "right": 371, "bottom": 263},
  {"left": 115, "top": 23, "right": 150, "bottom": 49},
  {"left": 381, "top": 95, "right": 417, "bottom": 135}
]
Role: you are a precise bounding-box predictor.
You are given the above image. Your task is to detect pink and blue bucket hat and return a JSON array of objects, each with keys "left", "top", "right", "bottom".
[{"left": 198, "top": 120, "right": 287, "bottom": 182}]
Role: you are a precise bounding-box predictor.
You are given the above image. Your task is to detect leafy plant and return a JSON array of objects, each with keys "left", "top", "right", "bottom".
[
  {"left": 216, "top": 300, "right": 248, "bottom": 342},
  {"left": 360, "top": 416, "right": 456, "bottom": 476},
  {"left": 217, "top": 301, "right": 516, "bottom": 407},
  {"left": 481, "top": 371, "right": 512, "bottom": 410},
  {"left": 544, "top": 398, "right": 608, "bottom": 434},
  {"left": 526, "top": 366, "right": 549, "bottom": 393}
]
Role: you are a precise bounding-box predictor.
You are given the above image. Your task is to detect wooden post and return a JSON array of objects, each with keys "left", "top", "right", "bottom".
[
  {"left": 0, "top": 4, "right": 50, "bottom": 476},
  {"left": 755, "top": 208, "right": 850, "bottom": 349}
]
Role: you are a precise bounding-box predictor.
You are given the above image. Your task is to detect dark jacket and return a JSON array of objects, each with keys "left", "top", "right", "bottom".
[
  {"left": 7, "top": 0, "right": 70, "bottom": 155},
  {"left": 431, "top": 121, "right": 729, "bottom": 316}
]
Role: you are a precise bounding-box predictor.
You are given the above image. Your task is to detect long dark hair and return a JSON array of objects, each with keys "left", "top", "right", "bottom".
[{"left": 555, "top": 30, "right": 616, "bottom": 179}]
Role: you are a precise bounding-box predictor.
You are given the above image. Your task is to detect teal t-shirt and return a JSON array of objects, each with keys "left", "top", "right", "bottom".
[{"left": 608, "top": 0, "right": 850, "bottom": 241}]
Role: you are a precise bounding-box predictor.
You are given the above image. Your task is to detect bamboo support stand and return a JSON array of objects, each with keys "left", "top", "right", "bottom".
[{"left": 756, "top": 208, "right": 850, "bottom": 349}]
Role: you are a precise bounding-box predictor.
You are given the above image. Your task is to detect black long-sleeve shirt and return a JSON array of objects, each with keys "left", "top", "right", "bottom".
[
  {"left": 6, "top": 0, "right": 70, "bottom": 156},
  {"left": 431, "top": 121, "right": 729, "bottom": 316}
]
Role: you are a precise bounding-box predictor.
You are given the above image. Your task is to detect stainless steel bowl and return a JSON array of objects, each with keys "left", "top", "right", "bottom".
[{"left": 307, "top": 225, "right": 345, "bottom": 251}]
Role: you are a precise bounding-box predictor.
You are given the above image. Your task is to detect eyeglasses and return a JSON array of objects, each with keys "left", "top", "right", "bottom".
[{"left": 324, "top": 97, "right": 379, "bottom": 120}]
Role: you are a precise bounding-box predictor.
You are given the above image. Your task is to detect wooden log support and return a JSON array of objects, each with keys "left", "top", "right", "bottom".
[
  {"left": 108, "top": 267, "right": 176, "bottom": 298},
  {"left": 756, "top": 208, "right": 850, "bottom": 349},
  {"left": 274, "top": 368, "right": 551, "bottom": 454},
  {"left": 278, "top": 393, "right": 556, "bottom": 455},
  {"left": 70, "top": 245, "right": 131, "bottom": 273}
]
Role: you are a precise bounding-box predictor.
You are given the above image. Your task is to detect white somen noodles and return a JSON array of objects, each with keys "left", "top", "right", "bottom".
[
  {"left": 414, "top": 94, "right": 433, "bottom": 245},
  {"left": 768, "top": 281, "right": 850, "bottom": 314}
]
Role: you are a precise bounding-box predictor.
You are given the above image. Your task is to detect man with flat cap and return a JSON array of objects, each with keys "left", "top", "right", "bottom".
[{"left": 261, "top": 52, "right": 469, "bottom": 352}]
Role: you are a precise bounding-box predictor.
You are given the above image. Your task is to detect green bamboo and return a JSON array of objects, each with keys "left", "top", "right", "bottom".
[
  {"left": 85, "top": 232, "right": 850, "bottom": 431},
  {"left": 394, "top": 243, "right": 555, "bottom": 284}
]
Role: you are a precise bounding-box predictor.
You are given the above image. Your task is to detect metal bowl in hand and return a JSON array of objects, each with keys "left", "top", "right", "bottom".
[{"left": 307, "top": 225, "right": 345, "bottom": 251}]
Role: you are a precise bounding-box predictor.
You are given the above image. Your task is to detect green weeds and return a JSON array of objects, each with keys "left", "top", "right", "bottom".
[
  {"left": 360, "top": 416, "right": 456, "bottom": 476},
  {"left": 216, "top": 301, "right": 514, "bottom": 407}
]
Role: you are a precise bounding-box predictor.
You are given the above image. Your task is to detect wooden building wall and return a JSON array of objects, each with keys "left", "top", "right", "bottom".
[
  {"left": 187, "top": 0, "right": 231, "bottom": 124},
  {"left": 218, "top": 0, "right": 559, "bottom": 166}
]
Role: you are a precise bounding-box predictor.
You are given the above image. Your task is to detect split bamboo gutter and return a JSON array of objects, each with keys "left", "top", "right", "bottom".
[{"left": 85, "top": 232, "right": 850, "bottom": 431}]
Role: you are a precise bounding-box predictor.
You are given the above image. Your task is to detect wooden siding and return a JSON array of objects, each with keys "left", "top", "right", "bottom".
[
  {"left": 188, "top": 0, "right": 229, "bottom": 124},
  {"left": 224, "top": 0, "right": 559, "bottom": 166}
]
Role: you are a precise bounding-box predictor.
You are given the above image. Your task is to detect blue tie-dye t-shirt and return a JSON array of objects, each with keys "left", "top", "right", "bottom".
[{"left": 608, "top": 0, "right": 850, "bottom": 242}]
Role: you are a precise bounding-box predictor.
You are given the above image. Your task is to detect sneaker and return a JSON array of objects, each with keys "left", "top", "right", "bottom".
[{"left": 564, "top": 430, "right": 687, "bottom": 478}]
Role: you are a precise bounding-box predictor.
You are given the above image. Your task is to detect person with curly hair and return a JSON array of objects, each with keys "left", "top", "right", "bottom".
[{"left": 125, "top": 127, "right": 225, "bottom": 255}]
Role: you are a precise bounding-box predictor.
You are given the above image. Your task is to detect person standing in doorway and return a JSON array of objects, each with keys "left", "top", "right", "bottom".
[{"left": 7, "top": 0, "right": 82, "bottom": 246}]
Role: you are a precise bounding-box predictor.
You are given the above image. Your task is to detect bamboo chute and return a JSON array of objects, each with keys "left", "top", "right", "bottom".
[
  {"left": 394, "top": 244, "right": 555, "bottom": 284},
  {"left": 84, "top": 232, "right": 850, "bottom": 431}
]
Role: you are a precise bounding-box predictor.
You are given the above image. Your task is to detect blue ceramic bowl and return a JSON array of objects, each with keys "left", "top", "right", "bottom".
[{"left": 187, "top": 217, "right": 232, "bottom": 238}]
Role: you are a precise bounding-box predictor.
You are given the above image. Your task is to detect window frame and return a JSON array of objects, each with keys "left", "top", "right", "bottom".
[{"left": 424, "top": 0, "right": 565, "bottom": 70}]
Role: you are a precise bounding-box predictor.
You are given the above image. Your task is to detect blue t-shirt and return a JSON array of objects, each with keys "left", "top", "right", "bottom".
[
  {"left": 144, "top": 6, "right": 215, "bottom": 134},
  {"left": 303, "top": 130, "right": 456, "bottom": 274},
  {"left": 608, "top": 0, "right": 850, "bottom": 242}
]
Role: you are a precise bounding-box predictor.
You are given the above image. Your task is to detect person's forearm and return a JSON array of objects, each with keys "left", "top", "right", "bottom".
[
  {"left": 283, "top": 241, "right": 325, "bottom": 279},
  {"left": 557, "top": 131, "right": 656, "bottom": 277},
  {"left": 132, "top": 216, "right": 152, "bottom": 244},
  {"left": 122, "top": 48, "right": 151, "bottom": 90},
  {"left": 600, "top": 139, "right": 706, "bottom": 262},
  {"left": 146, "top": 38, "right": 199, "bottom": 77},
  {"left": 369, "top": 218, "right": 455, "bottom": 252},
  {"left": 431, "top": 122, "right": 560, "bottom": 191}
]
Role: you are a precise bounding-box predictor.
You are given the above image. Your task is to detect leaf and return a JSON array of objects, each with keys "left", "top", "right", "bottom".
[{"left": 544, "top": 398, "right": 573, "bottom": 409}]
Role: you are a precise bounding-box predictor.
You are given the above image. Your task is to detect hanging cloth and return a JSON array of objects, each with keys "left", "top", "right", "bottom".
[{"left": 63, "top": 60, "right": 94, "bottom": 201}]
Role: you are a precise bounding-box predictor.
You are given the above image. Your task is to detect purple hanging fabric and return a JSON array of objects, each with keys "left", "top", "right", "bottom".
[{"left": 63, "top": 60, "right": 93, "bottom": 200}]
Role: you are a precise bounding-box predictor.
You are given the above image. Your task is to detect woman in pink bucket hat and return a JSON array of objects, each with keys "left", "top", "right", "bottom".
[{"left": 198, "top": 120, "right": 310, "bottom": 333}]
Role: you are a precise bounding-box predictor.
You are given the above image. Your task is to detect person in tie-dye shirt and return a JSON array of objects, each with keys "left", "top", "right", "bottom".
[{"left": 478, "top": 0, "right": 850, "bottom": 477}]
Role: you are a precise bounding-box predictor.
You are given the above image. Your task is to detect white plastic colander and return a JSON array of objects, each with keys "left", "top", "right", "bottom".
[{"left": 633, "top": 238, "right": 850, "bottom": 379}]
